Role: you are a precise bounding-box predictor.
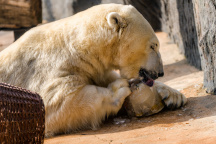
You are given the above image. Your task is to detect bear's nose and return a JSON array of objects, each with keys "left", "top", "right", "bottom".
[{"left": 158, "top": 72, "right": 164, "bottom": 77}]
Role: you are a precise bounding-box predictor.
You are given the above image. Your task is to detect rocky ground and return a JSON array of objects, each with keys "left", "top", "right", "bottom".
[{"left": 0, "top": 31, "right": 215, "bottom": 144}]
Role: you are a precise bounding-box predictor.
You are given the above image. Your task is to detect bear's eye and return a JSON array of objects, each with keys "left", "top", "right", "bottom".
[
  {"left": 150, "top": 45, "right": 155, "bottom": 50},
  {"left": 150, "top": 43, "right": 157, "bottom": 50}
]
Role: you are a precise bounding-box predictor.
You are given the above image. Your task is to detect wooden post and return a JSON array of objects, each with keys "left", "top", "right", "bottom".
[
  {"left": 0, "top": 0, "right": 42, "bottom": 40},
  {"left": 0, "top": 0, "right": 42, "bottom": 29}
]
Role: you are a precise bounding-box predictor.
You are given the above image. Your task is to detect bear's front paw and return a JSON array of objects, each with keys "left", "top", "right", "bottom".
[
  {"left": 155, "top": 82, "right": 187, "bottom": 109},
  {"left": 108, "top": 79, "right": 131, "bottom": 112}
]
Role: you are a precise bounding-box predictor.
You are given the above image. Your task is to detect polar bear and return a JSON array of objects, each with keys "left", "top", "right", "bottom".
[{"left": 0, "top": 4, "right": 187, "bottom": 137}]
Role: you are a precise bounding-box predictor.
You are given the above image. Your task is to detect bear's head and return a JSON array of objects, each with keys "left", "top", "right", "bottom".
[{"left": 105, "top": 5, "right": 164, "bottom": 83}]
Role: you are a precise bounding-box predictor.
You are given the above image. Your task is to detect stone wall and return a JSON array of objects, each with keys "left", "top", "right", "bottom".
[
  {"left": 160, "top": 0, "right": 201, "bottom": 69},
  {"left": 193, "top": 1, "right": 216, "bottom": 94}
]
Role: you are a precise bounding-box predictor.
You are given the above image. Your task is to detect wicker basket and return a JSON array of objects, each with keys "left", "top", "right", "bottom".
[{"left": 0, "top": 83, "right": 45, "bottom": 144}]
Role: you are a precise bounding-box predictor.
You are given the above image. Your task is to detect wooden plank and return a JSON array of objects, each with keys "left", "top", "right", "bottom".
[{"left": 0, "top": 0, "right": 42, "bottom": 29}]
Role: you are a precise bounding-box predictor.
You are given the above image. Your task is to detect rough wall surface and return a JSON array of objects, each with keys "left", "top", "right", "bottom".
[
  {"left": 194, "top": 0, "right": 216, "bottom": 94},
  {"left": 159, "top": 0, "right": 201, "bottom": 69}
]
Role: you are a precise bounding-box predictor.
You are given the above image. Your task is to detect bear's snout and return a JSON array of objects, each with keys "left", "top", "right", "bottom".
[{"left": 158, "top": 72, "right": 164, "bottom": 77}]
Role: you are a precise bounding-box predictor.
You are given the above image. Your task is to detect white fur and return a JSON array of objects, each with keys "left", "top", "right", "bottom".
[{"left": 0, "top": 4, "right": 186, "bottom": 137}]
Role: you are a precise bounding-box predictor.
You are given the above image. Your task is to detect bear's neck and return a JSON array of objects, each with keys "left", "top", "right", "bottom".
[{"left": 63, "top": 22, "right": 121, "bottom": 84}]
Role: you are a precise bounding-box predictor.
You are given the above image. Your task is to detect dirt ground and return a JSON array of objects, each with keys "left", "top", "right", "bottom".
[{"left": 0, "top": 31, "right": 215, "bottom": 144}]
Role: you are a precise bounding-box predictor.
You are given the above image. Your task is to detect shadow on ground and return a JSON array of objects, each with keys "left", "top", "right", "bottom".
[{"left": 159, "top": 59, "right": 201, "bottom": 83}]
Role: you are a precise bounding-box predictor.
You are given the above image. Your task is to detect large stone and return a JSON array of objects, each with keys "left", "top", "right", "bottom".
[
  {"left": 162, "top": 1, "right": 202, "bottom": 70},
  {"left": 194, "top": 1, "right": 216, "bottom": 94}
]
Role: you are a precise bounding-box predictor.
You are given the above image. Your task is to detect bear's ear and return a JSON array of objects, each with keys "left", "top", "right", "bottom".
[{"left": 106, "top": 12, "right": 127, "bottom": 31}]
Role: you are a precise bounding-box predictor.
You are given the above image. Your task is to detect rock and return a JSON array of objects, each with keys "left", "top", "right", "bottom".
[
  {"left": 195, "top": 1, "right": 216, "bottom": 94},
  {"left": 161, "top": 0, "right": 202, "bottom": 70}
]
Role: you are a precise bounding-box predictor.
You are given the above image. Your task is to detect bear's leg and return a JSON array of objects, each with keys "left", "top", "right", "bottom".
[
  {"left": 45, "top": 78, "right": 131, "bottom": 137},
  {"left": 154, "top": 81, "right": 187, "bottom": 109}
]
